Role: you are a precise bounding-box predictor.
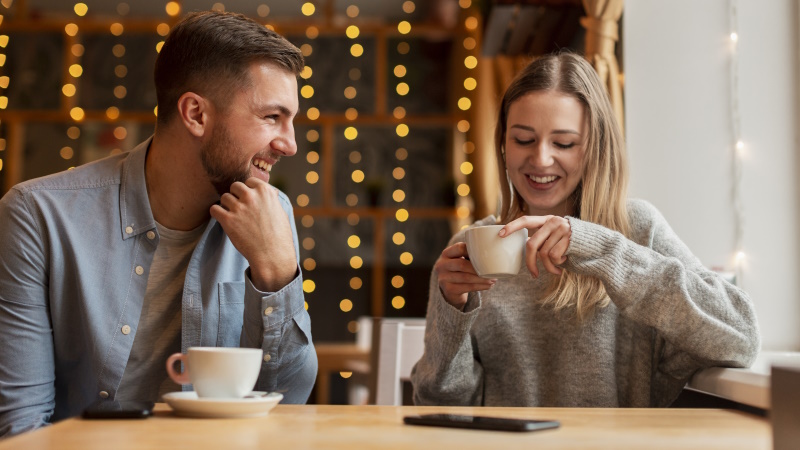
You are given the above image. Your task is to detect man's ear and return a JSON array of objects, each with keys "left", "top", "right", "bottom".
[{"left": 176, "top": 92, "right": 211, "bottom": 138}]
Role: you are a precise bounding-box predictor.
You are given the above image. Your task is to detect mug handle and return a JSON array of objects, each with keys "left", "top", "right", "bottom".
[{"left": 166, "top": 353, "right": 190, "bottom": 385}]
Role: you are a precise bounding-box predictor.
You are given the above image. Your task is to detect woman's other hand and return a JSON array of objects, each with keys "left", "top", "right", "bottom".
[
  {"left": 501, "top": 215, "right": 571, "bottom": 278},
  {"left": 434, "top": 242, "right": 496, "bottom": 309}
]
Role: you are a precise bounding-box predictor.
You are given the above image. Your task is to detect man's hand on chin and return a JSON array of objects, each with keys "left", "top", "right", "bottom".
[{"left": 210, "top": 177, "right": 297, "bottom": 292}]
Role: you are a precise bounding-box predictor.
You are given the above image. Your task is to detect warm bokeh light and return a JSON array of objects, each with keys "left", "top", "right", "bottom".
[
  {"left": 345, "top": 193, "right": 358, "bottom": 207},
  {"left": 303, "top": 279, "right": 316, "bottom": 293},
  {"left": 69, "top": 64, "right": 83, "bottom": 78},
  {"left": 62, "top": 84, "right": 76, "bottom": 97},
  {"left": 393, "top": 106, "right": 406, "bottom": 119},
  {"left": 463, "top": 37, "right": 476, "bottom": 50},
  {"left": 300, "top": 66, "right": 312, "bottom": 79},
  {"left": 110, "top": 23, "right": 124, "bottom": 36},
  {"left": 60, "top": 146, "right": 74, "bottom": 160},
  {"left": 459, "top": 0, "right": 472, "bottom": 8},
  {"left": 67, "top": 126, "right": 80, "bottom": 139},
  {"left": 464, "top": 56, "right": 478, "bottom": 69},
  {"left": 464, "top": 77, "right": 477, "bottom": 90},
  {"left": 392, "top": 167, "right": 405, "bottom": 180},
  {"left": 345, "top": 108, "right": 358, "bottom": 120},
  {"left": 457, "top": 120, "right": 470, "bottom": 132},
  {"left": 394, "top": 65, "right": 407, "bottom": 78},
  {"left": 349, "top": 256, "right": 363, "bottom": 269},
  {"left": 115, "top": 65, "right": 128, "bottom": 78},
  {"left": 349, "top": 277, "right": 362, "bottom": 289},
  {"left": 346, "top": 5, "right": 359, "bottom": 18},
  {"left": 112, "top": 44, "right": 125, "bottom": 57},
  {"left": 457, "top": 183, "right": 470, "bottom": 196},
  {"left": 351, "top": 169, "right": 364, "bottom": 183},
  {"left": 156, "top": 41, "right": 164, "bottom": 53},
  {"left": 457, "top": 206, "right": 471, "bottom": 219},
  {"left": 154, "top": 106, "right": 158, "bottom": 117},
  {"left": 340, "top": 299, "right": 353, "bottom": 312},
  {"left": 306, "top": 171, "right": 319, "bottom": 184},
  {"left": 344, "top": 126, "right": 358, "bottom": 140},
  {"left": 306, "top": 129, "right": 319, "bottom": 142},
  {"left": 347, "top": 213, "right": 360, "bottom": 226},
  {"left": 346, "top": 25, "right": 360, "bottom": 39},
  {"left": 301, "top": 85, "right": 314, "bottom": 98},
  {"left": 396, "top": 82, "right": 409, "bottom": 96},
  {"left": 399, "top": 252, "right": 413, "bottom": 265},
  {"left": 300, "top": 44, "right": 312, "bottom": 57},
  {"left": 165, "top": 1, "right": 180, "bottom": 16},
  {"left": 347, "top": 235, "right": 361, "bottom": 248},
  {"left": 392, "top": 232, "right": 406, "bottom": 245},
  {"left": 257, "top": 4, "right": 270, "bottom": 17},
  {"left": 65, "top": 23, "right": 79, "bottom": 37},
  {"left": 306, "top": 151, "right": 319, "bottom": 164},
  {"left": 157, "top": 23, "right": 170, "bottom": 36},
  {"left": 395, "top": 148, "right": 408, "bottom": 160},
  {"left": 114, "top": 86, "right": 127, "bottom": 99},
  {"left": 458, "top": 97, "right": 472, "bottom": 110},
  {"left": 296, "top": 194, "right": 310, "bottom": 207},
  {"left": 71, "top": 44, "right": 84, "bottom": 57},
  {"left": 397, "top": 42, "right": 410, "bottom": 54},
  {"left": 303, "top": 237, "right": 316, "bottom": 250},
  {"left": 396, "top": 124, "right": 409, "bottom": 137},
  {"left": 398, "top": 21, "right": 411, "bottom": 34},
  {"left": 463, "top": 141, "right": 475, "bottom": 154},
  {"left": 460, "top": 161, "right": 474, "bottom": 175},
  {"left": 113, "top": 126, "right": 127, "bottom": 140},
  {"left": 340, "top": 371, "right": 352, "bottom": 379},
  {"left": 395, "top": 208, "right": 409, "bottom": 222},
  {"left": 303, "top": 258, "right": 316, "bottom": 271},
  {"left": 0, "top": 35, "right": 8, "bottom": 48},
  {"left": 344, "top": 86, "right": 357, "bottom": 99},
  {"left": 212, "top": 2, "right": 225, "bottom": 12},
  {"left": 301, "top": 2, "right": 315, "bottom": 16},
  {"left": 0, "top": 95, "right": 6, "bottom": 109},
  {"left": 392, "top": 189, "right": 405, "bottom": 202},
  {"left": 402, "top": 1, "right": 415, "bottom": 13},
  {"left": 307, "top": 107, "right": 320, "bottom": 120},
  {"left": 350, "top": 44, "right": 364, "bottom": 57},
  {"left": 392, "top": 296, "right": 406, "bottom": 309},
  {"left": 69, "top": 107, "right": 85, "bottom": 121},
  {"left": 465, "top": 16, "right": 478, "bottom": 30},
  {"left": 74, "top": 3, "right": 88, "bottom": 16},
  {"left": 391, "top": 275, "right": 404, "bottom": 288},
  {"left": 301, "top": 215, "right": 314, "bottom": 227},
  {"left": 349, "top": 151, "right": 362, "bottom": 164},
  {"left": 305, "top": 26, "right": 319, "bottom": 39}
]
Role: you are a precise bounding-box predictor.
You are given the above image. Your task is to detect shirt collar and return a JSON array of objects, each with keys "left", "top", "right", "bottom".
[{"left": 119, "top": 136, "right": 156, "bottom": 241}]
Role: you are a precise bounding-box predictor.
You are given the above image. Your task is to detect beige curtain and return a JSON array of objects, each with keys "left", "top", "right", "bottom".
[{"left": 580, "top": 0, "right": 625, "bottom": 132}]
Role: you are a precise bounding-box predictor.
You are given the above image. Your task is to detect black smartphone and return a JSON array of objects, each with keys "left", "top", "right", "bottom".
[
  {"left": 403, "top": 414, "right": 560, "bottom": 432},
  {"left": 82, "top": 400, "right": 154, "bottom": 419}
]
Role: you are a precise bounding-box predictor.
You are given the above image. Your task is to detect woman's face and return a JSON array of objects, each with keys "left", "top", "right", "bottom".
[{"left": 504, "top": 90, "right": 586, "bottom": 217}]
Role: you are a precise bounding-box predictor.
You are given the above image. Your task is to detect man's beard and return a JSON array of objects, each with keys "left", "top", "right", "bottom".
[{"left": 200, "top": 123, "right": 250, "bottom": 196}]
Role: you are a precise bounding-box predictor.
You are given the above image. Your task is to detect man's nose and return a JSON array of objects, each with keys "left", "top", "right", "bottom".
[{"left": 273, "top": 126, "right": 297, "bottom": 156}]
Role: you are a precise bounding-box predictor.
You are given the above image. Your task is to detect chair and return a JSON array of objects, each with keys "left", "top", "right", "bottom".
[{"left": 372, "top": 318, "right": 426, "bottom": 405}]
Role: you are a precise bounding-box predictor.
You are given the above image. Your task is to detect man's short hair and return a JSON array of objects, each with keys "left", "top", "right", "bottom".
[{"left": 154, "top": 11, "right": 304, "bottom": 125}]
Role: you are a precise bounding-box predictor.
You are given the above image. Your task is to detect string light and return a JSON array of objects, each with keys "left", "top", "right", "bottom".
[{"left": 729, "top": 0, "right": 745, "bottom": 282}]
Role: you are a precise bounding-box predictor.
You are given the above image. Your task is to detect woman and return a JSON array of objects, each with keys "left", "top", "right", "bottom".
[{"left": 410, "top": 53, "right": 760, "bottom": 407}]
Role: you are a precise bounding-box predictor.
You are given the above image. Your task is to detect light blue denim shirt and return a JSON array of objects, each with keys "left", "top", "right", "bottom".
[{"left": 0, "top": 138, "right": 317, "bottom": 437}]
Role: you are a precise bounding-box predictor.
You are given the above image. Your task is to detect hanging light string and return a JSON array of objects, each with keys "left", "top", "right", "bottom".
[{"left": 729, "top": 0, "right": 745, "bottom": 283}]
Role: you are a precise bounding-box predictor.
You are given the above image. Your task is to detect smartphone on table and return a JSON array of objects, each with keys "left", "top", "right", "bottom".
[
  {"left": 403, "top": 414, "right": 560, "bottom": 432},
  {"left": 82, "top": 400, "right": 154, "bottom": 419}
]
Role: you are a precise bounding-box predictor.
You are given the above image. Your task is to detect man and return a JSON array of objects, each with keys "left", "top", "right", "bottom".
[{"left": 0, "top": 11, "right": 316, "bottom": 437}]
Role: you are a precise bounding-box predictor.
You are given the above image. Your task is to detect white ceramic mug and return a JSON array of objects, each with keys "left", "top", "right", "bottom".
[
  {"left": 166, "top": 347, "right": 263, "bottom": 399},
  {"left": 465, "top": 225, "right": 528, "bottom": 279}
]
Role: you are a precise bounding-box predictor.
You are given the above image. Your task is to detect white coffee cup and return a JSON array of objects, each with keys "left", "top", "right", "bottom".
[
  {"left": 166, "top": 347, "right": 263, "bottom": 399},
  {"left": 465, "top": 225, "right": 528, "bottom": 279}
]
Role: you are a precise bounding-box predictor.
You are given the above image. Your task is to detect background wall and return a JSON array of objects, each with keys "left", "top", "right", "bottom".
[{"left": 625, "top": 0, "right": 799, "bottom": 350}]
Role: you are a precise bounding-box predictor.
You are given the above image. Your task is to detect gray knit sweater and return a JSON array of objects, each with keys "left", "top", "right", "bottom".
[{"left": 410, "top": 199, "right": 760, "bottom": 407}]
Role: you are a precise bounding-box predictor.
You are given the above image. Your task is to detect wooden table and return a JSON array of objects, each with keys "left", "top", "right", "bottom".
[
  {"left": 0, "top": 404, "right": 770, "bottom": 449},
  {"left": 314, "top": 343, "right": 370, "bottom": 404}
]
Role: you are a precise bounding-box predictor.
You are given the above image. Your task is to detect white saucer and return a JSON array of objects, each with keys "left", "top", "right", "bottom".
[{"left": 162, "top": 391, "right": 283, "bottom": 418}]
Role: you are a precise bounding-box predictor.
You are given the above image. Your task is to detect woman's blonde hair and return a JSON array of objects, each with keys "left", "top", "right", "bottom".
[{"left": 494, "top": 52, "right": 630, "bottom": 318}]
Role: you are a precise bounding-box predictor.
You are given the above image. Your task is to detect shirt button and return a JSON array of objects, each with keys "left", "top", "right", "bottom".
[
  {"left": 135, "top": 266, "right": 144, "bottom": 275},
  {"left": 99, "top": 391, "right": 109, "bottom": 399},
  {"left": 125, "top": 226, "right": 133, "bottom": 234},
  {"left": 121, "top": 325, "right": 131, "bottom": 335},
  {"left": 146, "top": 231, "right": 156, "bottom": 240},
  {"left": 263, "top": 354, "right": 271, "bottom": 362},
  {"left": 264, "top": 307, "right": 273, "bottom": 316}
]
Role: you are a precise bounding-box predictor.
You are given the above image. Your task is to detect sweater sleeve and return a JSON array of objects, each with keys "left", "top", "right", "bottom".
[
  {"left": 563, "top": 199, "right": 760, "bottom": 380},
  {"left": 409, "top": 271, "right": 484, "bottom": 406}
]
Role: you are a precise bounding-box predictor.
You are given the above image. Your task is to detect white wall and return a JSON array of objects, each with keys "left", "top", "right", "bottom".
[{"left": 625, "top": 0, "right": 800, "bottom": 350}]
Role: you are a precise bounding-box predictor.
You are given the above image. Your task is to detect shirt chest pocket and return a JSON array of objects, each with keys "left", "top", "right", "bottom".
[{"left": 216, "top": 281, "right": 245, "bottom": 347}]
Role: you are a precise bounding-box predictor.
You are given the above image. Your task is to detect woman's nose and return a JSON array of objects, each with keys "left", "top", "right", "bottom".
[{"left": 530, "top": 143, "right": 554, "bottom": 167}]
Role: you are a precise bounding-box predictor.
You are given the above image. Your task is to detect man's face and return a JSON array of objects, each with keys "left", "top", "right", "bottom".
[{"left": 201, "top": 62, "right": 299, "bottom": 196}]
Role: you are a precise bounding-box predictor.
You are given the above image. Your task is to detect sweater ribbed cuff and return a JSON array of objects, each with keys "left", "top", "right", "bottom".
[{"left": 430, "top": 289, "right": 480, "bottom": 357}]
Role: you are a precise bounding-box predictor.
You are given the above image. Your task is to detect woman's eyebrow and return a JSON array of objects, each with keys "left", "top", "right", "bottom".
[{"left": 509, "top": 124, "right": 580, "bottom": 135}]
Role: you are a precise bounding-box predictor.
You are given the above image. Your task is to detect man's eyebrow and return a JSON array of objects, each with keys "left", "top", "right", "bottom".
[
  {"left": 509, "top": 124, "right": 580, "bottom": 135},
  {"left": 257, "top": 103, "right": 296, "bottom": 117}
]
